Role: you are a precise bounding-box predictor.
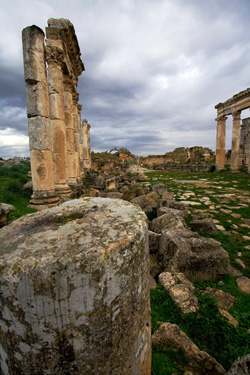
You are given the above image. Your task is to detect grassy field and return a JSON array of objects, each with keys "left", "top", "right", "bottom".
[
  {"left": 1, "top": 164, "right": 250, "bottom": 373},
  {"left": 0, "top": 160, "right": 36, "bottom": 219},
  {"left": 146, "top": 169, "right": 250, "bottom": 374}
]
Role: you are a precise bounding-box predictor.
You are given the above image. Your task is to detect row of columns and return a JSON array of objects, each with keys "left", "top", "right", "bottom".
[
  {"left": 215, "top": 111, "right": 250, "bottom": 172},
  {"left": 22, "top": 22, "right": 91, "bottom": 209}
]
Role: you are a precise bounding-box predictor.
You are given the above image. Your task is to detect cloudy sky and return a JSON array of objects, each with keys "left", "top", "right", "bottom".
[{"left": 0, "top": 0, "right": 250, "bottom": 158}]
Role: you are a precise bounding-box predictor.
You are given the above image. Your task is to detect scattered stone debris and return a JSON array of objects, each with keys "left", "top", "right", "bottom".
[
  {"left": 236, "top": 276, "right": 250, "bottom": 294},
  {"left": 159, "top": 272, "right": 199, "bottom": 314},
  {"left": 158, "top": 228, "right": 229, "bottom": 281},
  {"left": 0, "top": 203, "right": 15, "bottom": 227},
  {"left": 227, "top": 353, "right": 250, "bottom": 375},
  {"left": 190, "top": 218, "right": 218, "bottom": 235},
  {"left": 152, "top": 323, "right": 226, "bottom": 375}
]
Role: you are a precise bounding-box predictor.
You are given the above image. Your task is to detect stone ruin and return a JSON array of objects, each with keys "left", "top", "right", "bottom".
[
  {"left": 22, "top": 18, "right": 91, "bottom": 210},
  {"left": 0, "top": 198, "right": 151, "bottom": 375},
  {"left": 0, "top": 19, "right": 151, "bottom": 375},
  {"left": 139, "top": 146, "right": 215, "bottom": 172},
  {"left": 215, "top": 88, "right": 250, "bottom": 172},
  {"left": 239, "top": 117, "right": 250, "bottom": 169}
]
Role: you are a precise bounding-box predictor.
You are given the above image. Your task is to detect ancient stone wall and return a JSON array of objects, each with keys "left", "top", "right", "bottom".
[
  {"left": 215, "top": 88, "right": 250, "bottom": 172},
  {"left": 0, "top": 198, "right": 151, "bottom": 375},
  {"left": 22, "top": 19, "right": 91, "bottom": 209},
  {"left": 139, "top": 147, "right": 214, "bottom": 171},
  {"left": 239, "top": 117, "right": 250, "bottom": 169}
]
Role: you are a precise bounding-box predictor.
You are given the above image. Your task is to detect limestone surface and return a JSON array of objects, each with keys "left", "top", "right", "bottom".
[
  {"left": 159, "top": 272, "right": 199, "bottom": 314},
  {"left": 152, "top": 323, "right": 226, "bottom": 375},
  {"left": 0, "top": 203, "right": 15, "bottom": 227},
  {"left": 159, "top": 228, "right": 229, "bottom": 281},
  {"left": 0, "top": 198, "right": 151, "bottom": 375}
]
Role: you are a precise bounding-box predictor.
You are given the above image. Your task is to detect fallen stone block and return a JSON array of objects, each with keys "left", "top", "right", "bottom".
[
  {"left": 151, "top": 183, "right": 168, "bottom": 198},
  {"left": 236, "top": 276, "right": 250, "bottom": 294},
  {"left": 227, "top": 353, "right": 250, "bottom": 375},
  {"left": 152, "top": 323, "right": 226, "bottom": 375},
  {"left": 131, "top": 195, "right": 153, "bottom": 212},
  {"left": 159, "top": 272, "right": 199, "bottom": 314},
  {"left": 0, "top": 203, "right": 15, "bottom": 227},
  {"left": 190, "top": 218, "right": 218, "bottom": 235},
  {"left": 157, "top": 206, "right": 188, "bottom": 219},
  {"left": 151, "top": 209, "right": 187, "bottom": 234},
  {"left": 148, "top": 230, "right": 161, "bottom": 253},
  {"left": 159, "top": 228, "right": 229, "bottom": 281}
]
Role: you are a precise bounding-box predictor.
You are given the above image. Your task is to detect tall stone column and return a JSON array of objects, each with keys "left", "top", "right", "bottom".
[
  {"left": 215, "top": 116, "right": 227, "bottom": 171},
  {"left": 231, "top": 111, "right": 241, "bottom": 171},
  {"left": 241, "top": 118, "right": 250, "bottom": 172},
  {"left": 64, "top": 75, "right": 77, "bottom": 186},
  {"left": 46, "top": 41, "right": 71, "bottom": 198},
  {"left": 78, "top": 104, "right": 84, "bottom": 179},
  {"left": 72, "top": 93, "right": 81, "bottom": 182},
  {"left": 22, "top": 25, "right": 59, "bottom": 209},
  {"left": 82, "top": 119, "right": 91, "bottom": 171}
]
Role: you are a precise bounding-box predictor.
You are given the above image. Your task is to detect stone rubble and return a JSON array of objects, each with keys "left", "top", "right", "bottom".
[{"left": 152, "top": 323, "right": 226, "bottom": 375}]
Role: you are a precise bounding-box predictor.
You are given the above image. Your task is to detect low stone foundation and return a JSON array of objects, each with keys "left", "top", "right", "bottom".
[{"left": 0, "top": 198, "right": 151, "bottom": 375}]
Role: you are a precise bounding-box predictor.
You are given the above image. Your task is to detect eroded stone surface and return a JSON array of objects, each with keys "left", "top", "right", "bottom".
[
  {"left": 0, "top": 198, "right": 151, "bottom": 375},
  {"left": 159, "top": 228, "right": 229, "bottom": 281},
  {"left": 236, "top": 276, "right": 250, "bottom": 294},
  {"left": 0, "top": 203, "right": 15, "bottom": 227},
  {"left": 227, "top": 353, "right": 250, "bottom": 375},
  {"left": 159, "top": 272, "right": 199, "bottom": 314},
  {"left": 190, "top": 218, "right": 218, "bottom": 235},
  {"left": 151, "top": 209, "right": 187, "bottom": 234},
  {"left": 152, "top": 323, "right": 226, "bottom": 375}
]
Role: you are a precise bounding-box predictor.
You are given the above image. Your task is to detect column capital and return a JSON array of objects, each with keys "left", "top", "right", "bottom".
[
  {"left": 232, "top": 111, "right": 241, "bottom": 121},
  {"left": 46, "top": 45, "right": 64, "bottom": 68},
  {"left": 72, "top": 91, "right": 79, "bottom": 105},
  {"left": 215, "top": 115, "right": 227, "bottom": 123},
  {"left": 63, "top": 74, "right": 76, "bottom": 92}
]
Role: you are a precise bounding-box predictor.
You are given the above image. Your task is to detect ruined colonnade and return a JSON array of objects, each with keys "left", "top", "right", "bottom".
[
  {"left": 22, "top": 19, "right": 91, "bottom": 209},
  {"left": 215, "top": 88, "right": 250, "bottom": 172}
]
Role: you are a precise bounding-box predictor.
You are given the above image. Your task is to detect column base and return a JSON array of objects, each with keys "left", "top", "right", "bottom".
[
  {"left": 68, "top": 182, "right": 83, "bottom": 196},
  {"left": 29, "top": 190, "right": 60, "bottom": 211},
  {"left": 55, "top": 184, "right": 72, "bottom": 200}
]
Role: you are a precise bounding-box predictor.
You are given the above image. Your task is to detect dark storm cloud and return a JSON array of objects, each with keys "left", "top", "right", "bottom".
[{"left": 0, "top": 0, "right": 250, "bottom": 157}]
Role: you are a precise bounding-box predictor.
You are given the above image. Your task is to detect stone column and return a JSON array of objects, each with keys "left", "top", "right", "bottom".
[
  {"left": 231, "top": 111, "right": 241, "bottom": 171},
  {"left": 72, "top": 93, "right": 81, "bottom": 182},
  {"left": 22, "top": 25, "right": 59, "bottom": 209},
  {"left": 0, "top": 198, "right": 151, "bottom": 375},
  {"left": 82, "top": 119, "right": 91, "bottom": 171},
  {"left": 64, "top": 75, "right": 77, "bottom": 186},
  {"left": 241, "top": 118, "right": 250, "bottom": 172},
  {"left": 78, "top": 104, "right": 84, "bottom": 179},
  {"left": 215, "top": 116, "right": 227, "bottom": 171},
  {"left": 46, "top": 41, "right": 71, "bottom": 198}
]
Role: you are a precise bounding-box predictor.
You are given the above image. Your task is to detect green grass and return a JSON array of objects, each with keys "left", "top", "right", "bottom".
[
  {"left": 151, "top": 284, "right": 250, "bottom": 372},
  {"left": 0, "top": 161, "right": 37, "bottom": 219},
  {"left": 149, "top": 169, "right": 250, "bottom": 374},
  {"left": 1, "top": 164, "right": 250, "bottom": 373}
]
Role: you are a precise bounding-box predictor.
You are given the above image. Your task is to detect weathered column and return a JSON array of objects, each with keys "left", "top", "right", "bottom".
[
  {"left": 46, "top": 40, "right": 71, "bottom": 198},
  {"left": 78, "top": 104, "right": 84, "bottom": 179},
  {"left": 82, "top": 119, "right": 91, "bottom": 172},
  {"left": 22, "top": 26, "right": 59, "bottom": 209},
  {"left": 241, "top": 118, "right": 250, "bottom": 173},
  {"left": 215, "top": 116, "right": 227, "bottom": 171},
  {"left": 0, "top": 198, "right": 151, "bottom": 375},
  {"left": 72, "top": 93, "right": 81, "bottom": 182},
  {"left": 64, "top": 75, "right": 77, "bottom": 186},
  {"left": 231, "top": 111, "right": 241, "bottom": 171}
]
